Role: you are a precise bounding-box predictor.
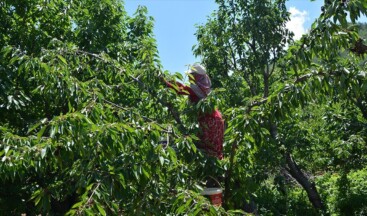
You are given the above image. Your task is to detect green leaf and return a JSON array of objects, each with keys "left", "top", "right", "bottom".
[
  {"left": 37, "top": 126, "right": 47, "bottom": 140},
  {"left": 71, "top": 201, "right": 84, "bottom": 209},
  {"left": 4, "top": 146, "right": 10, "bottom": 155},
  {"left": 176, "top": 204, "right": 187, "bottom": 214},
  {"left": 142, "top": 167, "right": 150, "bottom": 178},
  {"left": 41, "top": 62, "right": 50, "bottom": 72},
  {"left": 228, "top": 209, "right": 246, "bottom": 214},
  {"left": 96, "top": 204, "right": 106, "bottom": 216},
  {"left": 57, "top": 55, "right": 67, "bottom": 65},
  {"left": 133, "top": 170, "right": 140, "bottom": 181},
  {"left": 174, "top": 72, "right": 184, "bottom": 81},
  {"left": 193, "top": 207, "right": 202, "bottom": 216},
  {"left": 245, "top": 133, "right": 255, "bottom": 143},
  {"left": 85, "top": 209, "right": 95, "bottom": 216},
  {"left": 167, "top": 147, "right": 177, "bottom": 163},
  {"left": 122, "top": 124, "right": 135, "bottom": 133},
  {"left": 41, "top": 148, "right": 47, "bottom": 159},
  {"left": 159, "top": 156, "right": 164, "bottom": 166},
  {"left": 191, "top": 142, "right": 197, "bottom": 153},
  {"left": 1, "top": 46, "right": 13, "bottom": 57},
  {"left": 118, "top": 174, "right": 126, "bottom": 189},
  {"left": 50, "top": 126, "right": 56, "bottom": 138}
]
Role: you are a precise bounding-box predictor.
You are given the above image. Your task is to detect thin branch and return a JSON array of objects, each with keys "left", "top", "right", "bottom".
[
  {"left": 76, "top": 183, "right": 100, "bottom": 215},
  {"left": 87, "top": 183, "right": 100, "bottom": 206},
  {"left": 102, "top": 99, "right": 176, "bottom": 135},
  {"left": 243, "top": 70, "right": 332, "bottom": 114},
  {"left": 72, "top": 49, "right": 187, "bottom": 133}
]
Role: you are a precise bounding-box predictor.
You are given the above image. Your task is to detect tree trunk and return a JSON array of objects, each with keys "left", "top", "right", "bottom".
[
  {"left": 270, "top": 122, "right": 324, "bottom": 210},
  {"left": 284, "top": 152, "right": 324, "bottom": 209}
]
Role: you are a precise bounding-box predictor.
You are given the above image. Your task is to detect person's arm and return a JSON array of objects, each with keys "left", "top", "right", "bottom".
[{"left": 164, "top": 79, "right": 196, "bottom": 96}]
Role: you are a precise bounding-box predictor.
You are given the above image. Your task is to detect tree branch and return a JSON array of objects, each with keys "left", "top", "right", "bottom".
[
  {"left": 284, "top": 152, "right": 324, "bottom": 209},
  {"left": 73, "top": 49, "right": 187, "bottom": 133}
]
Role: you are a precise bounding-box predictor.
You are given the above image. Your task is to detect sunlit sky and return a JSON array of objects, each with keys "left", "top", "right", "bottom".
[{"left": 124, "top": 0, "right": 366, "bottom": 74}]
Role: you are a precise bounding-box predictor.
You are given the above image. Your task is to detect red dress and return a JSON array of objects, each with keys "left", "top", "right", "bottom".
[{"left": 166, "top": 81, "right": 224, "bottom": 159}]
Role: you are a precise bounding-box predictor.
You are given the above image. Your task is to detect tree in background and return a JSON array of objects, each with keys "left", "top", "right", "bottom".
[{"left": 194, "top": 0, "right": 367, "bottom": 214}]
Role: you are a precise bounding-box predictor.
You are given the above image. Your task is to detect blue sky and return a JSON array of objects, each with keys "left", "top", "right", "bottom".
[{"left": 124, "top": 0, "right": 365, "bottom": 74}]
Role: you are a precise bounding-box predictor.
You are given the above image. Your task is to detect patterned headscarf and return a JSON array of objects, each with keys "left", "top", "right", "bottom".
[{"left": 189, "top": 64, "right": 211, "bottom": 99}]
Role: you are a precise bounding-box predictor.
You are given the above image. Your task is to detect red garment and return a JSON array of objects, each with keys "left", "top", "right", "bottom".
[
  {"left": 197, "top": 109, "right": 224, "bottom": 159},
  {"left": 165, "top": 80, "right": 224, "bottom": 159}
]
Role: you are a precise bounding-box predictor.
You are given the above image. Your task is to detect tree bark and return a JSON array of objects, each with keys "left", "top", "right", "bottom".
[
  {"left": 269, "top": 122, "right": 324, "bottom": 210},
  {"left": 284, "top": 152, "right": 324, "bottom": 209}
]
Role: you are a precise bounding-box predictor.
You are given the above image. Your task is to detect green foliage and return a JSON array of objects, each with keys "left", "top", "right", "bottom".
[
  {"left": 194, "top": 0, "right": 367, "bottom": 214},
  {"left": 0, "top": 0, "right": 232, "bottom": 215},
  {"left": 2, "top": 0, "right": 367, "bottom": 215},
  {"left": 255, "top": 179, "right": 319, "bottom": 216},
  {"left": 318, "top": 169, "right": 367, "bottom": 215}
]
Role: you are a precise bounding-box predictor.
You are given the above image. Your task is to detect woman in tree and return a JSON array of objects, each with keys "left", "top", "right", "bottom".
[{"left": 163, "top": 64, "right": 224, "bottom": 160}]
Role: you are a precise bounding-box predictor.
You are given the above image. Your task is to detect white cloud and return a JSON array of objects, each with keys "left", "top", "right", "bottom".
[{"left": 286, "top": 7, "right": 308, "bottom": 40}]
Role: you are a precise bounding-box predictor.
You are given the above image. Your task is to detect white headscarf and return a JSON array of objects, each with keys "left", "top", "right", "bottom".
[{"left": 189, "top": 64, "right": 211, "bottom": 99}]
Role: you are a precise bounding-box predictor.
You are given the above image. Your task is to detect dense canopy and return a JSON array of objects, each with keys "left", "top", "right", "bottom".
[{"left": 1, "top": 0, "right": 367, "bottom": 215}]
